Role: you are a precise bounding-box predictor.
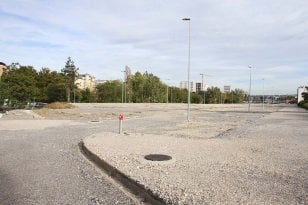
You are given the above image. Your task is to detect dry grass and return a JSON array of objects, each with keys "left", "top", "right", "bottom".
[{"left": 45, "top": 102, "right": 76, "bottom": 109}]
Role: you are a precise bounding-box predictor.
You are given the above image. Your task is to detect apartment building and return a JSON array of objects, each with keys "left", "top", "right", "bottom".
[
  {"left": 75, "top": 73, "right": 96, "bottom": 91},
  {"left": 0, "top": 62, "right": 7, "bottom": 78}
]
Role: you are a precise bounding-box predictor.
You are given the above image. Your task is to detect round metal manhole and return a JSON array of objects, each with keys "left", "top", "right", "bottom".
[
  {"left": 90, "top": 120, "right": 100, "bottom": 123},
  {"left": 144, "top": 154, "right": 172, "bottom": 161}
]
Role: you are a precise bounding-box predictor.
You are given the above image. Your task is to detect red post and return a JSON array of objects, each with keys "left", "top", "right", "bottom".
[{"left": 119, "top": 114, "right": 124, "bottom": 134}]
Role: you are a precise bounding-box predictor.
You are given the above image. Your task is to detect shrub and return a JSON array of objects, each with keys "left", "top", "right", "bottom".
[{"left": 45, "top": 102, "right": 75, "bottom": 109}]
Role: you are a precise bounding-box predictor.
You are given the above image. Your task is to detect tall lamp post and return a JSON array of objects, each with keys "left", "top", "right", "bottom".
[
  {"left": 248, "top": 65, "right": 252, "bottom": 112},
  {"left": 183, "top": 17, "right": 191, "bottom": 121}
]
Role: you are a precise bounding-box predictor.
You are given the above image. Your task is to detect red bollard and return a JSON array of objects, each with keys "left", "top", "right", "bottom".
[{"left": 119, "top": 114, "right": 124, "bottom": 134}]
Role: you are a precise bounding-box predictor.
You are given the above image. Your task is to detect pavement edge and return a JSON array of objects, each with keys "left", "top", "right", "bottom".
[{"left": 79, "top": 141, "right": 166, "bottom": 205}]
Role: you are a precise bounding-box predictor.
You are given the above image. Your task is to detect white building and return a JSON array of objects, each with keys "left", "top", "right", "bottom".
[
  {"left": 224, "top": 85, "right": 231, "bottom": 93},
  {"left": 180, "top": 81, "right": 195, "bottom": 92},
  {"left": 75, "top": 74, "right": 96, "bottom": 91},
  {"left": 96, "top": 80, "right": 108, "bottom": 85},
  {"left": 297, "top": 86, "right": 308, "bottom": 103}
]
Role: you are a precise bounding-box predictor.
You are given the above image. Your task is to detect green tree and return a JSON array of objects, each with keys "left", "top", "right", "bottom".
[
  {"left": 204, "top": 87, "right": 222, "bottom": 104},
  {"left": 142, "top": 72, "right": 165, "bottom": 103},
  {"left": 130, "top": 72, "right": 145, "bottom": 102},
  {"left": 228, "top": 89, "right": 245, "bottom": 103},
  {"left": 1, "top": 65, "right": 38, "bottom": 105},
  {"left": 46, "top": 83, "right": 66, "bottom": 102},
  {"left": 170, "top": 87, "right": 187, "bottom": 103},
  {"left": 0, "top": 80, "right": 9, "bottom": 105},
  {"left": 80, "top": 88, "right": 96, "bottom": 102},
  {"left": 96, "top": 80, "right": 122, "bottom": 103},
  {"left": 191, "top": 92, "right": 203, "bottom": 103},
  {"left": 36, "top": 68, "right": 66, "bottom": 102},
  {"left": 61, "top": 57, "right": 79, "bottom": 103}
]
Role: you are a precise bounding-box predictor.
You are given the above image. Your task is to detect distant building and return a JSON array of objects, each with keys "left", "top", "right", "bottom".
[
  {"left": 196, "top": 82, "right": 202, "bottom": 92},
  {"left": 96, "top": 80, "right": 108, "bottom": 85},
  {"left": 180, "top": 81, "right": 194, "bottom": 92},
  {"left": 0, "top": 62, "right": 7, "bottom": 78},
  {"left": 75, "top": 73, "right": 96, "bottom": 91},
  {"left": 297, "top": 86, "right": 308, "bottom": 103},
  {"left": 224, "top": 85, "right": 231, "bottom": 93}
]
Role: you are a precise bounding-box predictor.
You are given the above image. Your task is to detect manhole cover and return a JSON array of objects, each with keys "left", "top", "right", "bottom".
[
  {"left": 144, "top": 154, "right": 172, "bottom": 161},
  {"left": 90, "top": 120, "right": 100, "bottom": 123}
]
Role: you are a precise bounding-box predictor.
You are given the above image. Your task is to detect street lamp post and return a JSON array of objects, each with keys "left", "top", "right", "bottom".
[
  {"left": 248, "top": 65, "right": 252, "bottom": 112},
  {"left": 183, "top": 17, "right": 191, "bottom": 121}
]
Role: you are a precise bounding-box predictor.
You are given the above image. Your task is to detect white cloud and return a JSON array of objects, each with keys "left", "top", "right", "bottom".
[{"left": 1, "top": 0, "right": 307, "bottom": 94}]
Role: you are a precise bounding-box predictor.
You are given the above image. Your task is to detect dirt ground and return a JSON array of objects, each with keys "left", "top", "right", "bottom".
[{"left": 1, "top": 103, "right": 307, "bottom": 204}]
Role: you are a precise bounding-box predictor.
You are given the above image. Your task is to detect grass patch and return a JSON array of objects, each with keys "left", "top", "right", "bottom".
[{"left": 45, "top": 102, "right": 76, "bottom": 109}]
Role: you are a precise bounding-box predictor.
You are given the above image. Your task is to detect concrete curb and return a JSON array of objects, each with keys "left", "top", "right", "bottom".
[{"left": 79, "top": 141, "right": 166, "bottom": 205}]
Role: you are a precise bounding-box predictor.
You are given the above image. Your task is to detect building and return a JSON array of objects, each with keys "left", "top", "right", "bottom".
[
  {"left": 75, "top": 73, "right": 96, "bottom": 91},
  {"left": 96, "top": 80, "right": 108, "bottom": 85},
  {"left": 196, "top": 82, "right": 202, "bottom": 92},
  {"left": 224, "top": 85, "right": 231, "bottom": 93},
  {"left": 0, "top": 62, "right": 7, "bottom": 78},
  {"left": 180, "top": 81, "right": 195, "bottom": 92},
  {"left": 297, "top": 86, "right": 308, "bottom": 103}
]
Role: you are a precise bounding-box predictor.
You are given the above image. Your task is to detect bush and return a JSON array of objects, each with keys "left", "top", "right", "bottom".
[
  {"left": 303, "top": 103, "right": 308, "bottom": 110},
  {"left": 45, "top": 102, "right": 75, "bottom": 109}
]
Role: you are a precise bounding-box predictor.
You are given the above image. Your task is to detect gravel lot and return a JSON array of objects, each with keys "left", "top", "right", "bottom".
[
  {"left": 82, "top": 103, "right": 307, "bottom": 205},
  {"left": 0, "top": 110, "right": 136, "bottom": 205},
  {"left": 1, "top": 103, "right": 307, "bottom": 204}
]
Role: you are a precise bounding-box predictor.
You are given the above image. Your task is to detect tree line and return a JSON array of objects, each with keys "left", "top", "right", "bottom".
[
  {"left": 0, "top": 59, "right": 246, "bottom": 107},
  {"left": 298, "top": 88, "right": 308, "bottom": 110}
]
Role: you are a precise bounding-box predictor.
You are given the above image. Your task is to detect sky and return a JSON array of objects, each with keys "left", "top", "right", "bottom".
[{"left": 1, "top": 0, "right": 307, "bottom": 95}]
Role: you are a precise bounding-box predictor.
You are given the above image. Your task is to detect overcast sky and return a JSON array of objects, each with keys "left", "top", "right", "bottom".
[{"left": 1, "top": 0, "right": 307, "bottom": 94}]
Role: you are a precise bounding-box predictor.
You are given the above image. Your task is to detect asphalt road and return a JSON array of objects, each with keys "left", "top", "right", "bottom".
[{"left": 0, "top": 121, "right": 136, "bottom": 205}]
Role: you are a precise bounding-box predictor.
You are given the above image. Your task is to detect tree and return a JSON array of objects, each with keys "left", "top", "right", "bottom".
[
  {"left": 191, "top": 92, "right": 203, "bottom": 103},
  {"left": 204, "top": 87, "right": 222, "bottom": 104},
  {"left": 229, "top": 89, "right": 245, "bottom": 103},
  {"left": 36, "top": 68, "right": 66, "bottom": 102},
  {"left": 170, "top": 87, "right": 187, "bottom": 103},
  {"left": 80, "top": 88, "right": 96, "bottom": 102},
  {"left": 142, "top": 72, "right": 165, "bottom": 103},
  {"left": 302, "top": 90, "right": 308, "bottom": 102},
  {"left": 130, "top": 72, "right": 145, "bottom": 103},
  {"left": 61, "top": 57, "right": 79, "bottom": 103},
  {"left": 96, "top": 80, "right": 122, "bottom": 103},
  {"left": 46, "top": 83, "right": 66, "bottom": 102},
  {"left": 1, "top": 66, "right": 38, "bottom": 105}
]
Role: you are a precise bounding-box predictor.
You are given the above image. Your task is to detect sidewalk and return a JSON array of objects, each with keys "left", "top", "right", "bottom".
[{"left": 82, "top": 107, "right": 308, "bottom": 204}]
